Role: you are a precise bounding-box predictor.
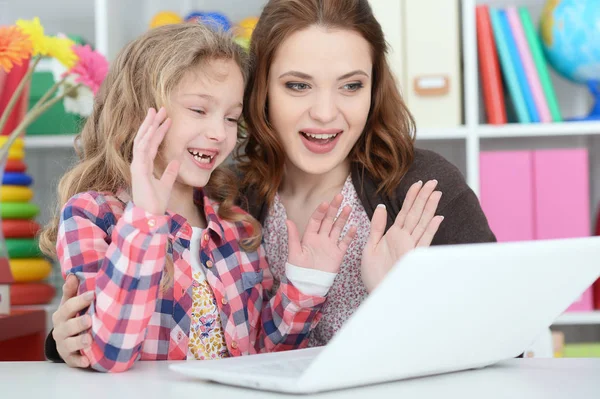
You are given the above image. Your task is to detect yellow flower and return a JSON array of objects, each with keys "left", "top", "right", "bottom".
[
  {"left": 46, "top": 36, "right": 77, "bottom": 68},
  {"left": 16, "top": 17, "right": 49, "bottom": 56}
]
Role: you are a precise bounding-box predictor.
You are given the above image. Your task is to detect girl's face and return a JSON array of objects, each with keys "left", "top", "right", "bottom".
[
  {"left": 267, "top": 25, "right": 372, "bottom": 176},
  {"left": 160, "top": 59, "right": 244, "bottom": 189}
]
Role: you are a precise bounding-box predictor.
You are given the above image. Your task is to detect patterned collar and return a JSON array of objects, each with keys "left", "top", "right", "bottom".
[{"left": 116, "top": 187, "right": 225, "bottom": 241}]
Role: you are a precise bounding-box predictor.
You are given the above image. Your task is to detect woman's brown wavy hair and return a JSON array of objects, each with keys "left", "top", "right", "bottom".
[
  {"left": 236, "top": 0, "right": 416, "bottom": 205},
  {"left": 39, "top": 23, "right": 261, "bottom": 290}
]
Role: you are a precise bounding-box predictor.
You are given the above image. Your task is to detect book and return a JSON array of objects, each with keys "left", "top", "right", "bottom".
[
  {"left": 519, "top": 7, "right": 562, "bottom": 122},
  {"left": 489, "top": 8, "right": 530, "bottom": 123},
  {"left": 507, "top": 6, "right": 551, "bottom": 123},
  {"left": 476, "top": 5, "right": 507, "bottom": 124},
  {"left": 499, "top": 9, "right": 539, "bottom": 122}
]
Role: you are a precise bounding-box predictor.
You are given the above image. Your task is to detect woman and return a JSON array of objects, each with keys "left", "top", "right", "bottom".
[{"left": 46, "top": 0, "right": 494, "bottom": 366}]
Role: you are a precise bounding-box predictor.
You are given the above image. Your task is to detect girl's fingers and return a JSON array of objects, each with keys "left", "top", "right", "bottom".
[
  {"left": 147, "top": 117, "right": 171, "bottom": 161},
  {"left": 159, "top": 160, "right": 181, "bottom": 190},
  {"left": 133, "top": 108, "right": 156, "bottom": 146}
]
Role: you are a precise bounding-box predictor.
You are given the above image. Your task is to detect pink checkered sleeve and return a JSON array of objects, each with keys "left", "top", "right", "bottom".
[
  {"left": 56, "top": 192, "right": 170, "bottom": 373},
  {"left": 253, "top": 244, "right": 327, "bottom": 352}
]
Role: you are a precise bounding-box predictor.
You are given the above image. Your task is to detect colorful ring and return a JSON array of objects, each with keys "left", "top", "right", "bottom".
[
  {"left": 0, "top": 186, "right": 34, "bottom": 202},
  {"left": 5, "top": 238, "right": 42, "bottom": 258},
  {"left": 2, "top": 219, "right": 41, "bottom": 238},
  {"left": 0, "top": 137, "right": 24, "bottom": 149},
  {"left": 4, "top": 160, "right": 27, "bottom": 173},
  {"left": 8, "top": 147, "right": 25, "bottom": 161},
  {"left": 2, "top": 172, "right": 33, "bottom": 186},
  {"left": 0, "top": 202, "right": 39, "bottom": 219},
  {"left": 9, "top": 258, "right": 52, "bottom": 282},
  {"left": 10, "top": 282, "right": 56, "bottom": 305}
]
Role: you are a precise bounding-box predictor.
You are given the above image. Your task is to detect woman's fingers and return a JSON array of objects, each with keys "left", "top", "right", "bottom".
[
  {"left": 400, "top": 180, "right": 438, "bottom": 233},
  {"left": 411, "top": 191, "right": 442, "bottom": 242}
]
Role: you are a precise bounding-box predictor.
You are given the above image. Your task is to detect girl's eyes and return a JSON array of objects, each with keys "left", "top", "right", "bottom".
[{"left": 190, "top": 109, "right": 239, "bottom": 124}]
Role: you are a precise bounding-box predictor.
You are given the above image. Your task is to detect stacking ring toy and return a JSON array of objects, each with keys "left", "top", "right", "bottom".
[
  {"left": 7, "top": 147, "right": 25, "bottom": 161},
  {"left": 4, "top": 160, "right": 27, "bottom": 173},
  {"left": 10, "top": 282, "right": 56, "bottom": 305},
  {"left": 2, "top": 219, "right": 41, "bottom": 238},
  {"left": 0, "top": 137, "right": 24, "bottom": 149},
  {"left": 0, "top": 202, "right": 39, "bottom": 219},
  {"left": 0, "top": 185, "right": 34, "bottom": 202},
  {"left": 2, "top": 172, "right": 33, "bottom": 186},
  {"left": 5, "top": 238, "right": 42, "bottom": 258},
  {"left": 9, "top": 258, "right": 52, "bottom": 282}
]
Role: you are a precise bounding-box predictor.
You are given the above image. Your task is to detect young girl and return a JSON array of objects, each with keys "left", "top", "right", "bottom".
[{"left": 39, "top": 22, "right": 359, "bottom": 372}]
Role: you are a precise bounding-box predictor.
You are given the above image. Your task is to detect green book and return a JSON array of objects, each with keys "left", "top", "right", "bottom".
[
  {"left": 519, "top": 7, "right": 562, "bottom": 122},
  {"left": 563, "top": 343, "right": 600, "bottom": 358}
]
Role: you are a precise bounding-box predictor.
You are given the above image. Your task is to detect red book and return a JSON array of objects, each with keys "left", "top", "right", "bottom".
[
  {"left": 476, "top": 5, "right": 507, "bottom": 124},
  {"left": 0, "top": 59, "right": 30, "bottom": 136}
]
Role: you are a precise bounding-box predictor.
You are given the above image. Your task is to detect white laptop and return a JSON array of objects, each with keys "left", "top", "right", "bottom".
[{"left": 170, "top": 237, "right": 600, "bottom": 394}]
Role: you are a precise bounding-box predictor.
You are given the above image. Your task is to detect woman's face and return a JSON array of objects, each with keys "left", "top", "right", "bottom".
[{"left": 267, "top": 25, "right": 372, "bottom": 176}]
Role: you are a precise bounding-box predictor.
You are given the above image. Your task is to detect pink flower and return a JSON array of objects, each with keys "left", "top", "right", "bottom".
[{"left": 68, "top": 44, "right": 108, "bottom": 95}]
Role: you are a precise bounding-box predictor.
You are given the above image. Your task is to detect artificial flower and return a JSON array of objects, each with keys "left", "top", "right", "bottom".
[
  {"left": 0, "top": 25, "right": 33, "bottom": 72},
  {"left": 68, "top": 44, "right": 108, "bottom": 95},
  {"left": 16, "top": 17, "right": 49, "bottom": 56},
  {"left": 46, "top": 35, "right": 78, "bottom": 68},
  {"left": 61, "top": 75, "right": 94, "bottom": 117}
]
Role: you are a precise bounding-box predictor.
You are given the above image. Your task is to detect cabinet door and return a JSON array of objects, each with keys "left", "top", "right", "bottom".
[
  {"left": 368, "top": 0, "right": 406, "bottom": 92},
  {"left": 480, "top": 151, "right": 535, "bottom": 242},
  {"left": 533, "top": 149, "right": 590, "bottom": 239},
  {"left": 403, "top": 0, "right": 462, "bottom": 127},
  {"left": 533, "top": 149, "right": 592, "bottom": 312}
]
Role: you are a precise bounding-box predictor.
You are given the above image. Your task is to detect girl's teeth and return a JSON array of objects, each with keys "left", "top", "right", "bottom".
[
  {"left": 193, "top": 154, "right": 211, "bottom": 163},
  {"left": 188, "top": 150, "right": 213, "bottom": 163}
]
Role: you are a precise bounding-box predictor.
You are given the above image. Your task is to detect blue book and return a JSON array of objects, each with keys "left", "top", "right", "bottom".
[
  {"left": 498, "top": 9, "right": 539, "bottom": 122},
  {"left": 489, "top": 8, "right": 530, "bottom": 123}
]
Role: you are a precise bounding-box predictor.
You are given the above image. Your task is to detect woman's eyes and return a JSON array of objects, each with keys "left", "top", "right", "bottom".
[
  {"left": 343, "top": 82, "right": 364, "bottom": 92},
  {"left": 285, "top": 82, "right": 311, "bottom": 91},
  {"left": 284, "top": 82, "right": 365, "bottom": 92}
]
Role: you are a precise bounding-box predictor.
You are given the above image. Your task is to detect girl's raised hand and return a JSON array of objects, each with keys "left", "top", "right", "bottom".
[{"left": 130, "top": 107, "right": 181, "bottom": 215}]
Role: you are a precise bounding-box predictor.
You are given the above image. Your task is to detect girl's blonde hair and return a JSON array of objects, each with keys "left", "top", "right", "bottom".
[{"left": 39, "top": 23, "right": 261, "bottom": 289}]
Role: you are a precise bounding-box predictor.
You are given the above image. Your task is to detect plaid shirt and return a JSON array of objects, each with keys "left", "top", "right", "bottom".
[{"left": 57, "top": 189, "right": 326, "bottom": 373}]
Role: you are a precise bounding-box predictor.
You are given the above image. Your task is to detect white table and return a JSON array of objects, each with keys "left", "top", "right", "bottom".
[{"left": 1, "top": 359, "right": 599, "bottom": 398}]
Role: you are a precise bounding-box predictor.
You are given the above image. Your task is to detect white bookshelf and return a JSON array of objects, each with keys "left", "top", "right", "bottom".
[
  {"left": 554, "top": 312, "right": 600, "bottom": 327},
  {"left": 24, "top": 135, "right": 76, "bottom": 149}
]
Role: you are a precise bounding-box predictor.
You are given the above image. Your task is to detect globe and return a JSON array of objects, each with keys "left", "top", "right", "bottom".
[{"left": 540, "top": 0, "right": 600, "bottom": 120}]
